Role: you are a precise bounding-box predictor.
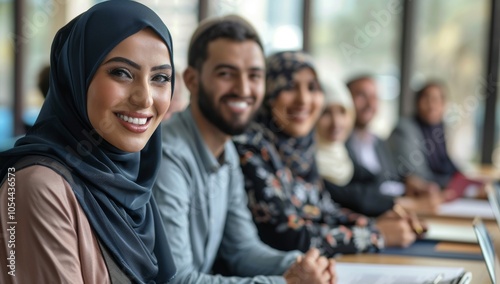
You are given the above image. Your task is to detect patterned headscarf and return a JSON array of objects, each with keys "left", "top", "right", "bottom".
[{"left": 255, "top": 51, "right": 323, "bottom": 182}]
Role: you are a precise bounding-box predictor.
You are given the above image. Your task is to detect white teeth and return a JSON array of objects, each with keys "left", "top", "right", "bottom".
[
  {"left": 116, "top": 114, "right": 147, "bottom": 125},
  {"left": 227, "top": 101, "right": 249, "bottom": 109},
  {"left": 289, "top": 111, "right": 308, "bottom": 118}
]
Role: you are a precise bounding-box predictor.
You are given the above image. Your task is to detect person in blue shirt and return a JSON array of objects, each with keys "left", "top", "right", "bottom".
[{"left": 153, "top": 15, "right": 336, "bottom": 284}]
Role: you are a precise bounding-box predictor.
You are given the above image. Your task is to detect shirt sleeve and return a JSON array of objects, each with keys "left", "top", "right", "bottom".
[
  {"left": 386, "top": 119, "right": 435, "bottom": 181},
  {"left": 153, "top": 149, "right": 291, "bottom": 284},
  {"left": 324, "top": 179, "right": 394, "bottom": 217},
  {"left": 0, "top": 166, "right": 108, "bottom": 284},
  {"left": 238, "top": 148, "right": 383, "bottom": 257}
]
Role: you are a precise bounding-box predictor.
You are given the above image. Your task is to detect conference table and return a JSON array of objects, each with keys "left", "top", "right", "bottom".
[
  {"left": 337, "top": 254, "right": 490, "bottom": 283},
  {"left": 335, "top": 209, "right": 499, "bottom": 283}
]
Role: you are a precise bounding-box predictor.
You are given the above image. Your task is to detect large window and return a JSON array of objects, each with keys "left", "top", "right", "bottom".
[
  {"left": 311, "top": 0, "right": 403, "bottom": 138},
  {"left": 493, "top": 47, "right": 500, "bottom": 168},
  {"left": 207, "top": 0, "right": 303, "bottom": 55},
  {"left": 22, "top": 0, "right": 66, "bottom": 127},
  {"left": 413, "top": 0, "right": 489, "bottom": 166},
  {"left": 138, "top": 0, "right": 198, "bottom": 72},
  {"left": 0, "top": 0, "right": 14, "bottom": 145}
]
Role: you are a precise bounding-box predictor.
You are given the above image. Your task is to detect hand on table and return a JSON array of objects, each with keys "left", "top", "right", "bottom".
[
  {"left": 376, "top": 206, "right": 427, "bottom": 247},
  {"left": 284, "top": 248, "right": 337, "bottom": 284}
]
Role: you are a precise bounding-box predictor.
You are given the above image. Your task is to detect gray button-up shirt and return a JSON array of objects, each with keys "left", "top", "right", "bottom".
[{"left": 154, "top": 109, "right": 300, "bottom": 284}]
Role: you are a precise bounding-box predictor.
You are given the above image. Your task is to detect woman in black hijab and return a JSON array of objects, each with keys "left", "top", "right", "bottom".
[{"left": 0, "top": 1, "right": 176, "bottom": 283}]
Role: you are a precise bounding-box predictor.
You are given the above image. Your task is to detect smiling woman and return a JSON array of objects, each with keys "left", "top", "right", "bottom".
[
  {"left": 234, "top": 51, "right": 384, "bottom": 257},
  {"left": 87, "top": 29, "right": 172, "bottom": 153},
  {"left": 0, "top": 1, "right": 176, "bottom": 283}
]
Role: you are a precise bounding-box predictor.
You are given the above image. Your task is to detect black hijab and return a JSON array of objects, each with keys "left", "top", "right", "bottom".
[{"left": 0, "top": 1, "right": 176, "bottom": 283}]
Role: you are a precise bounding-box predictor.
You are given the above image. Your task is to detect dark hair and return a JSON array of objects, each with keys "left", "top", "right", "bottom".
[
  {"left": 415, "top": 80, "right": 446, "bottom": 104},
  {"left": 38, "top": 65, "right": 50, "bottom": 98},
  {"left": 187, "top": 16, "right": 263, "bottom": 70},
  {"left": 345, "top": 74, "right": 374, "bottom": 90}
]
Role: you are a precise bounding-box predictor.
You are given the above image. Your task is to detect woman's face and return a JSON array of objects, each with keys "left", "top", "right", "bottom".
[
  {"left": 317, "top": 103, "right": 351, "bottom": 143},
  {"left": 270, "top": 67, "right": 324, "bottom": 137},
  {"left": 417, "top": 85, "right": 445, "bottom": 125},
  {"left": 87, "top": 29, "right": 172, "bottom": 152}
]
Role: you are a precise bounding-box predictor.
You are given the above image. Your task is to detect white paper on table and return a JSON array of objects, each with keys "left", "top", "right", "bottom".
[
  {"left": 438, "top": 198, "right": 494, "bottom": 219},
  {"left": 336, "top": 263, "right": 469, "bottom": 284},
  {"left": 424, "top": 223, "right": 477, "bottom": 243}
]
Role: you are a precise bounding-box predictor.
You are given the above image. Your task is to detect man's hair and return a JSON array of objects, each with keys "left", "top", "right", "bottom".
[
  {"left": 187, "top": 15, "right": 263, "bottom": 70},
  {"left": 345, "top": 74, "right": 374, "bottom": 90}
]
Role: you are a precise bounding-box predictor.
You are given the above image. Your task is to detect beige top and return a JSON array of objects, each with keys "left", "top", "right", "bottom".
[{"left": 0, "top": 165, "right": 109, "bottom": 283}]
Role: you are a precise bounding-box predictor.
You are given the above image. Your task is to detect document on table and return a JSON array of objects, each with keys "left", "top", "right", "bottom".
[
  {"left": 336, "top": 263, "right": 471, "bottom": 284},
  {"left": 424, "top": 223, "right": 477, "bottom": 243},
  {"left": 438, "top": 198, "right": 494, "bottom": 219}
]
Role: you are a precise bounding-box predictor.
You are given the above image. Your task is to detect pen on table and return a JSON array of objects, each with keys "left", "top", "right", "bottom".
[{"left": 393, "top": 204, "right": 424, "bottom": 235}]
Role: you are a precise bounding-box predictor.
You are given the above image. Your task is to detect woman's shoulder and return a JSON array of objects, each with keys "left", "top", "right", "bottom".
[
  {"left": 12, "top": 164, "right": 69, "bottom": 185},
  {"left": 233, "top": 122, "right": 274, "bottom": 149},
  {"left": 1, "top": 165, "right": 77, "bottom": 210}
]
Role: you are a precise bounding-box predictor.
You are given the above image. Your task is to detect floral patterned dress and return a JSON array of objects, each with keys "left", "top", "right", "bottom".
[{"left": 234, "top": 122, "right": 383, "bottom": 257}]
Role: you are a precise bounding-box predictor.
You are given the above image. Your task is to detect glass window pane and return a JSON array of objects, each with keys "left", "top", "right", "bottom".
[
  {"left": 0, "top": 0, "right": 14, "bottom": 149},
  {"left": 207, "top": 0, "right": 303, "bottom": 54},
  {"left": 138, "top": 0, "right": 198, "bottom": 72},
  {"left": 413, "top": 0, "right": 489, "bottom": 166},
  {"left": 23, "top": 0, "right": 65, "bottom": 129},
  {"left": 492, "top": 46, "right": 500, "bottom": 168},
  {"left": 311, "top": 0, "right": 402, "bottom": 138}
]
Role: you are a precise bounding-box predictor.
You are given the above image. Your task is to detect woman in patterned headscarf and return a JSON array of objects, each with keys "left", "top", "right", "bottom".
[{"left": 233, "top": 51, "right": 385, "bottom": 256}]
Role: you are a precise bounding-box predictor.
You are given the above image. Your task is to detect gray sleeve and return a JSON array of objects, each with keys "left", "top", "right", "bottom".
[
  {"left": 153, "top": 149, "right": 290, "bottom": 284},
  {"left": 387, "top": 119, "right": 434, "bottom": 180},
  {"left": 218, "top": 164, "right": 302, "bottom": 277}
]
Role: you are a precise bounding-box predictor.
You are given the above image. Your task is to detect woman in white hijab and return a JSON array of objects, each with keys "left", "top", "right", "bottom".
[
  {"left": 316, "top": 80, "right": 355, "bottom": 186},
  {"left": 315, "top": 79, "right": 398, "bottom": 217}
]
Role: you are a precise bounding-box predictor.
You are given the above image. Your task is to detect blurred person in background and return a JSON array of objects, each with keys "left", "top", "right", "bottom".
[
  {"left": 387, "top": 81, "right": 484, "bottom": 201},
  {"left": 345, "top": 75, "right": 442, "bottom": 214}
]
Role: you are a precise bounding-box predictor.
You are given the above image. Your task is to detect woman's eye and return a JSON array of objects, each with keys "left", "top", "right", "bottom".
[
  {"left": 308, "top": 82, "right": 320, "bottom": 92},
  {"left": 109, "top": 68, "right": 132, "bottom": 79},
  {"left": 152, "top": 74, "right": 171, "bottom": 83}
]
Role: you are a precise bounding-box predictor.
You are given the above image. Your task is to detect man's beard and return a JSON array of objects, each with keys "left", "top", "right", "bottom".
[{"left": 197, "top": 82, "right": 254, "bottom": 136}]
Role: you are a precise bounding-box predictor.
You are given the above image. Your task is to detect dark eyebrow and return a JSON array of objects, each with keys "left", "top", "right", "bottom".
[
  {"left": 214, "top": 64, "right": 264, "bottom": 72},
  {"left": 104, "top": 57, "right": 141, "bottom": 70},
  {"left": 249, "top": 67, "right": 265, "bottom": 72},
  {"left": 104, "top": 57, "right": 172, "bottom": 72},
  {"left": 152, "top": 64, "right": 172, "bottom": 72}
]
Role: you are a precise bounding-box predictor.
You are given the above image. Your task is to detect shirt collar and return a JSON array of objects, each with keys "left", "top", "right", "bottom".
[{"left": 182, "top": 109, "right": 232, "bottom": 173}]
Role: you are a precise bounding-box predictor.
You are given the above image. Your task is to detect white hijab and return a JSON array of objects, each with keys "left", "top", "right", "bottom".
[{"left": 316, "top": 79, "right": 355, "bottom": 186}]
